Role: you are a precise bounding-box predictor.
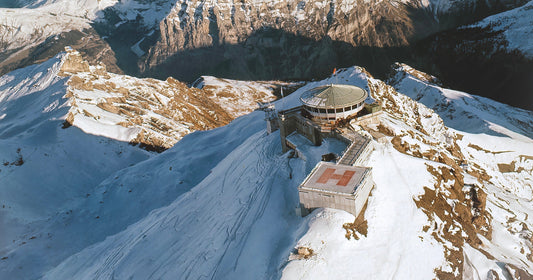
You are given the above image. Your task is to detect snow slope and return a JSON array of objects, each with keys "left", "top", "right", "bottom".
[
  {"left": 0, "top": 49, "right": 152, "bottom": 277},
  {"left": 0, "top": 50, "right": 276, "bottom": 279},
  {"left": 1, "top": 53, "right": 532, "bottom": 279},
  {"left": 283, "top": 147, "right": 448, "bottom": 279},
  {"left": 0, "top": 53, "right": 151, "bottom": 223},
  {"left": 43, "top": 122, "right": 301, "bottom": 280},
  {"left": 0, "top": 0, "right": 116, "bottom": 51},
  {"left": 390, "top": 63, "right": 533, "bottom": 140},
  {"left": 470, "top": 0, "right": 533, "bottom": 58},
  {"left": 390, "top": 63, "right": 533, "bottom": 276}
]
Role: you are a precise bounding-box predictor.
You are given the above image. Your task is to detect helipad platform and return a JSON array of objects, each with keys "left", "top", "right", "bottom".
[
  {"left": 300, "top": 162, "right": 370, "bottom": 194},
  {"left": 298, "top": 161, "right": 374, "bottom": 216}
]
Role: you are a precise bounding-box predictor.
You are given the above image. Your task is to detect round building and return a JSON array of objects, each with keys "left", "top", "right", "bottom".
[{"left": 300, "top": 84, "right": 368, "bottom": 121}]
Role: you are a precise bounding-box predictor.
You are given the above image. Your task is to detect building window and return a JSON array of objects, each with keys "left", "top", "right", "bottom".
[
  {"left": 319, "top": 108, "right": 326, "bottom": 114},
  {"left": 327, "top": 108, "right": 335, "bottom": 114}
]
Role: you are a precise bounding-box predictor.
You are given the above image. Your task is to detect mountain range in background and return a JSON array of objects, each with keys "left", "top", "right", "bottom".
[{"left": 0, "top": 0, "right": 532, "bottom": 110}]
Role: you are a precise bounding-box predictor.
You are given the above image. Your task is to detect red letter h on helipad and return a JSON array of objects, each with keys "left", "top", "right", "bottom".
[{"left": 316, "top": 168, "right": 355, "bottom": 186}]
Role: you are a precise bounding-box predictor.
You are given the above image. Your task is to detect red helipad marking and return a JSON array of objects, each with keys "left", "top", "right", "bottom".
[{"left": 316, "top": 168, "right": 356, "bottom": 186}]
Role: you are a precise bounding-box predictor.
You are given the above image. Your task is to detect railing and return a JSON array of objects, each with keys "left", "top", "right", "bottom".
[
  {"left": 336, "top": 130, "right": 371, "bottom": 166},
  {"left": 351, "top": 111, "right": 383, "bottom": 125},
  {"left": 278, "top": 106, "right": 303, "bottom": 116}
]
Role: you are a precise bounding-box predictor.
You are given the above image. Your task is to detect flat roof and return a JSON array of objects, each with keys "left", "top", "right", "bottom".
[
  {"left": 286, "top": 132, "right": 311, "bottom": 147},
  {"left": 300, "top": 162, "right": 371, "bottom": 195},
  {"left": 300, "top": 84, "right": 367, "bottom": 109}
]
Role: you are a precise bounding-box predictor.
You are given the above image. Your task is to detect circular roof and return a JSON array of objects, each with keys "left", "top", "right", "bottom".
[{"left": 300, "top": 84, "right": 368, "bottom": 109}]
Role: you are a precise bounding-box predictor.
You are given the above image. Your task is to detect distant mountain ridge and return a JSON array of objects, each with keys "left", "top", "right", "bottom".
[
  {"left": 0, "top": 0, "right": 532, "bottom": 109},
  {"left": 137, "top": 0, "right": 527, "bottom": 80}
]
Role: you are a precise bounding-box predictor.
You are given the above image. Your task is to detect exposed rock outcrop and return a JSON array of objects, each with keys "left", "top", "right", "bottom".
[
  {"left": 139, "top": 0, "right": 527, "bottom": 81},
  {"left": 60, "top": 49, "right": 278, "bottom": 151}
]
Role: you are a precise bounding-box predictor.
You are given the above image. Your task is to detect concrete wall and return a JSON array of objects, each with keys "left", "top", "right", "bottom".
[
  {"left": 352, "top": 111, "right": 383, "bottom": 127},
  {"left": 279, "top": 109, "right": 321, "bottom": 152},
  {"left": 267, "top": 119, "right": 279, "bottom": 134},
  {"left": 352, "top": 172, "right": 374, "bottom": 217},
  {"left": 299, "top": 190, "right": 357, "bottom": 216}
]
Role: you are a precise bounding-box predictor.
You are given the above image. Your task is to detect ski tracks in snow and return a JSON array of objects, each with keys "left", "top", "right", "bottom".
[
  {"left": 209, "top": 131, "right": 284, "bottom": 279},
  {"left": 44, "top": 130, "right": 293, "bottom": 280}
]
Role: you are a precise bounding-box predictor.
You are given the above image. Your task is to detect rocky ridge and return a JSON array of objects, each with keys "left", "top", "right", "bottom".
[
  {"left": 382, "top": 65, "right": 533, "bottom": 277},
  {"left": 60, "top": 48, "right": 278, "bottom": 150},
  {"left": 0, "top": 51, "right": 532, "bottom": 278},
  {"left": 284, "top": 66, "right": 533, "bottom": 278},
  {"left": 139, "top": 0, "right": 527, "bottom": 80}
]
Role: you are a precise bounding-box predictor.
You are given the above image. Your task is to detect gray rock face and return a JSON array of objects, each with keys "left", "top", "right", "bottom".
[
  {"left": 139, "top": 0, "right": 526, "bottom": 81},
  {"left": 0, "top": 28, "right": 121, "bottom": 77},
  {"left": 143, "top": 0, "right": 414, "bottom": 72}
]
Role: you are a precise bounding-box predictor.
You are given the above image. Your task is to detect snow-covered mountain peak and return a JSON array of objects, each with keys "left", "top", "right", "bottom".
[
  {"left": 0, "top": 0, "right": 113, "bottom": 54},
  {"left": 470, "top": 0, "right": 533, "bottom": 58},
  {"left": 1, "top": 52, "right": 532, "bottom": 279},
  {"left": 390, "top": 62, "right": 533, "bottom": 141},
  {"left": 281, "top": 66, "right": 533, "bottom": 279},
  {"left": 54, "top": 47, "right": 278, "bottom": 150}
]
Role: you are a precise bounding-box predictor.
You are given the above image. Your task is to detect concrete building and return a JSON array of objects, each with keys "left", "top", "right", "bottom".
[
  {"left": 300, "top": 84, "right": 368, "bottom": 122},
  {"left": 298, "top": 162, "right": 374, "bottom": 217},
  {"left": 278, "top": 106, "right": 322, "bottom": 153},
  {"left": 336, "top": 133, "right": 373, "bottom": 166},
  {"left": 261, "top": 103, "right": 279, "bottom": 134},
  {"left": 267, "top": 83, "right": 381, "bottom": 217}
]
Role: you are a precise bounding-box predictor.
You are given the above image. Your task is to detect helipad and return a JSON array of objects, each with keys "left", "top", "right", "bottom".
[
  {"left": 298, "top": 161, "right": 374, "bottom": 216},
  {"left": 300, "top": 162, "right": 370, "bottom": 194}
]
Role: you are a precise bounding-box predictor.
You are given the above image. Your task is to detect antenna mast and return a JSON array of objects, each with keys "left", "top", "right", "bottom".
[{"left": 281, "top": 86, "right": 285, "bottom": 111}]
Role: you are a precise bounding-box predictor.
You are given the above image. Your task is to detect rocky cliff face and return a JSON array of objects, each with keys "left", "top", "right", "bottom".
[
  {"left": 412, "top": 28, "right": 533, "bottom": 111},
  {"left": 146, "top": 0, "right": 412, "bottom": 60},
  {"left": 1, "top": 0, "right": 531, "bottom": 110},
  {"left": 140, "top": 0, "right": 421, "bottom": 80},
  {"left": 138, "top": 0, "right": 526, "bottom": 81},
  {"left": 411, "top": 1, "right": 533, "bottom": 111},
  {"left": 59, "top": 48, "right": 278, "bottom": 151}
]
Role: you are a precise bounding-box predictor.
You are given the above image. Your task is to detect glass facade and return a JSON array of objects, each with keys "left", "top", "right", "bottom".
[{"left": 303, "top": 102, "right": 364, "bottom": 119}]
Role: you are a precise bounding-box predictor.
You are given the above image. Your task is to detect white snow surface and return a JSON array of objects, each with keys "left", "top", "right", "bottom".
[
  {"left": 1, "top": 56, "right": 533, "bottom": 279},
  {"left": 0, "top": 51, "right": 274, "bottom": 279},
  {"left": 0, "top": 52, "right": 152, "bottom": 279},
  {"left": 199, "top": 75, "right": 279, "bottom": 118},
  {"left": 0, "top": 0, "right": 116, "bottom": 51},
  {"left": 283, "top": 145, "right": 447, "bottom": 279},
  {"left": 391, "top": 63, "right": 533, "bottom": 276},
  {"left": 390, "top": 63, "right": 533, "bottom": 141},
  {"left": 470, "top": 0, "right": 533, "bottom": 58},
  {"left": 0, "top": 0, "right": 173, "bottom": 58}
]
